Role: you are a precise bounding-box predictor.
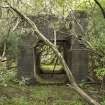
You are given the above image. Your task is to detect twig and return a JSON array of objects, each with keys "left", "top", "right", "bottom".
[
  {"left": 94, "top": 0, "right": 105, "bottom": 18},
  {"left": 12, "top": 17, "right": 20, "bottom": 31}
]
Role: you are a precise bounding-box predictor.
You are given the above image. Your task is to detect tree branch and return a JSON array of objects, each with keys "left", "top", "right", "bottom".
[{"left": 94, "top": 0, "right": 105, "bottom": 18}]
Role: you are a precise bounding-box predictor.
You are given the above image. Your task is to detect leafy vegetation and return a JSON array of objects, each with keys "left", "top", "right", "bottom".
[
  {"left": 0, "top": 0, "right": 105, "bottom": 105},
  {"left": 0, "top": 84, "right": 90, "bottom": 105}
]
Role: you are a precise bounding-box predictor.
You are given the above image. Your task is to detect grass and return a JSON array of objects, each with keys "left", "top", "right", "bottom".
[
  {"left": 0, "top": 62, "right": 103, "bottom": 105},
  {"left": 41, "top": 64, "right": 63, "bottom": 71},
  {"left": 0, "top": 84, "right": 87, "bottom": 105}
]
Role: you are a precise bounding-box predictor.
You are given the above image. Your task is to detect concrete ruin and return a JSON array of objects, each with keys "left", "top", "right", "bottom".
[{"left": 17, "top": 10, "right": 89, "bottom": 84}]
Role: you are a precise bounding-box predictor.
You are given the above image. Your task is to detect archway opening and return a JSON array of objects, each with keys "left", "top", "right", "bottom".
[{"left": 36, "top": 42, "right": 65, "bottom": 74}]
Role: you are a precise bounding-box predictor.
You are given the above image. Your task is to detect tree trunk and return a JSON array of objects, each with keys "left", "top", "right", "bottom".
[{"left": 9, "top": 5, "right": 100, "bottom": 105}]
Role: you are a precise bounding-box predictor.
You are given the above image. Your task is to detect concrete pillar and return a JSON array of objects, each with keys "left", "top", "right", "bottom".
[
  {"left": 17, "top": 30, "right": 37, "bottom": 85},
  {"left": 70, "top": 37, "right": 88, "bottom": 81},
  {"left": 66, "top": 11, "right": 89, "bottom": 81}
]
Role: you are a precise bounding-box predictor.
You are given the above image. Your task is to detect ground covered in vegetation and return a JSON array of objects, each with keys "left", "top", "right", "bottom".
[
  {"left": 0, "top": 84, "right": 86, "bottom": 105},
  {"left": 0, "top": 83, "right": 105, "bottom": 105},
  {"left": 0, "top": 62, "right": 105, "bottom": 105}
]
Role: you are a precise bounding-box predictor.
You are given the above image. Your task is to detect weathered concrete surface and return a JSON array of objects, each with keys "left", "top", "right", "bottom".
[{"left": 17, "top": 11, "right": 89, "bottom": 84}]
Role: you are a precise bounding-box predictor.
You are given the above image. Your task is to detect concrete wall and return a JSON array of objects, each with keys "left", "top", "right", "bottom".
[{"left": 17, "top": 11, "right": 89, "bottom": 84}]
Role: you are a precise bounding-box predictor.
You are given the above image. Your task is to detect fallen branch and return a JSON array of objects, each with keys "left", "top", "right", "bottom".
[{"left": 6, "top": 4, "right": 100, "bottom": 105}]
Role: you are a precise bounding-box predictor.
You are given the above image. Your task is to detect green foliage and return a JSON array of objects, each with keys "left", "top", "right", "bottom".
[
  {"left": 85, "top": 1, "right": 105, "bottom": 80},
  {"left": 56, "top": 0, "right": 65, "bottom": 7},
  {"left": 100, "top": 97, "right": 105, "bottom": 105},
  {"left": 6, "top": 31, "right": 22, "bottom": 59},
  {"left": 95, "top": 68, "right": 105, "bottom": 80},
  {"left": 0, "top": 85, "right": 87, "bottom": 105},
  {"left": 0, "top": 63, "right": 16, "bottom": 86},
  {"left": 90, "top": 34, "right": 105, "bottom": 69},
  {"left": 0, "top": 96, "right": 30, "bottom": 105}
]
